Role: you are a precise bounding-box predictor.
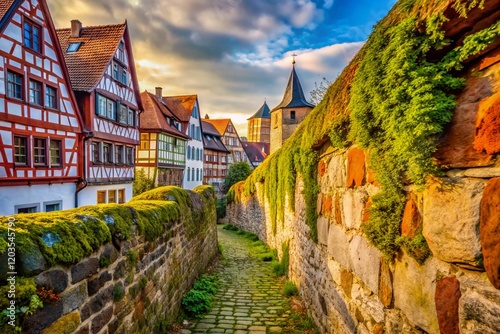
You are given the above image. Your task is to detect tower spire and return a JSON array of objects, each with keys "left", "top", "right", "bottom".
[{"left": 291, "top": 52, "right": 297, "bottom": 65}]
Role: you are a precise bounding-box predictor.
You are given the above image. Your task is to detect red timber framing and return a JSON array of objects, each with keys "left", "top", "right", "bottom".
[
  {"left": 56, "top": 20, "right": 143, "bottom": 200},
  {"left": 0, "top": 0, "right": 83, "bottom": 187}
]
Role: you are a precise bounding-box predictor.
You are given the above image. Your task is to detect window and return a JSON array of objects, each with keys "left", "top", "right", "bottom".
[
  {"left": 113, "top": 63, "right": 119, "bottom": 80},
  {"left": 126, "top": 147, "right": 134, "bottom": 165},
  {"left": 23, "top": 20, "right": 41, "bottom": 53},
  {"left": 290, "top": 110, "right": 296, "bottom": 120},
  {"left": 117, "top": 41, "right": 125, "bottom": 62},
  {"left": 191, "top": 168, "right": 195, "bottom": 181},
  {"left": 97, "top": 191, "right": 106, "bottom": 204},
  {"left": 121, "top": 69, "right": 127, "bottom": 85},
  {"left": 115, "top": 145, "right": 123, "bottom": 164},
  {"left": 118, "top": 104, "right": 128, "bottom": 124},
  {"left": 45, "top": 86, "right": 57, "bottom": 109},
  {"left": 7, "top": 71, "right": 23, "bottom": 100},
  {"left": 49, "top": 139, "right": 61, "bottom": 166},
  {"left": 92, "top": 142, "right": 101, "bottom": 163},
  {"left": 187, "top": 146, "right": 191, "bottom": 160},
  {"left": 14, "top": 136, "right": 28, "bottom": 165},
  {"left": 29, "top": 80, "right": 42, "bottom": 105},
  {"left": 118, "top": 189, "right": 125, "bottom": 204},
  {"left": 102, "top": 143, "right": 112, "bottom": 163},
  {"left": 16, "top": 204, "right": 39, "bottom": 213},
  {"left": 96, "top": 94, "right": 117, "bottom": 121},
  {"left": 128, "top": 109, "right": 135, "bottom": 126},
  {"left": 67, "top": 42, "right": 81, "bottom": 52},
  {"left": 44, "top": 201, "right": 61, "bottom": 212},
  {"left": 187, "top": 168, "right": 190, "bottom": 181},
  {"left": 33, "top": 138, "right": 46, "bottom": 165},
  {"left": 108, "top": 190, "right": 116, "bottom": 203}
]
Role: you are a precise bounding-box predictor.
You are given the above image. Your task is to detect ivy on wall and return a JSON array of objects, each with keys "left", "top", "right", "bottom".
[{"left": 228, "top": 0, "right": 499, "bottom": 262}]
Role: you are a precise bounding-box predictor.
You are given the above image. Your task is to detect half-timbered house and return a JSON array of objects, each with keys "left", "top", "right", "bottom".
[
  {"left": 201, "top": 119, "right": 229, "bottom": 196},
  {"left": 0, "top": 0, "right": 83, "bottom": 215},
  {"left": 137, "top": 89, "right": 188, "bottom": 187},
  {"left": 162, "top": 92, "right": 203, "bottom": 190},
  {"left": 56, "top": 20, "right": 142, "bottom": 205},
  {"left": 203, "top": 118, "right": 251, "bottom": 170}
]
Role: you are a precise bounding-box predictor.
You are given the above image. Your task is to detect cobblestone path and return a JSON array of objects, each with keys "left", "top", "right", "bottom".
[{"left": 186, "top": 225, "right": 291, "bottom": 334}]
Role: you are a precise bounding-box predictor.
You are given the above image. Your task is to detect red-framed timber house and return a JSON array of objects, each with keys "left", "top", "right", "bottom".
[
  {"left": 0, "top": 0, "right": 83, "bottom": 215},
  {"left": 56, "top": 20, "right": 143, "bottom": 206}
]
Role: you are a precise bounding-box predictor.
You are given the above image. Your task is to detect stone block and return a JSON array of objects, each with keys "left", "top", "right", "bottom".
[
  {"left": 41, "top": 311, "right": 80, "bottom": 334},
  {"left": 317, "top": 217, "right": 329, "bottom": 246},
  {"left": 480, "top": 177, "right": 500, "bottom": 289},
  {"left": 326, "top": 155, "right": 346, "bottom": 188},
  {"left": 318, "top": 160, "right": 327, "bottom": 177},
  {"left": 327, "top": 258, "right": 342, "bottom": 286},
  {"left": 35, "top": 269, "right": 68, "bottom": 294},
  {"left": 423, "top": 178, "right": 486, "bottom": 267},
  {"left": 340, "top": 268, "right": 352, "bottom": 298},
  {"left": 71, "top": 258, "right": 99, "bottom": 284},
  {"left": 351, "top": 283, "right": 385, "bottom": 323},
  {"left": 80, "top": 285, "right": 113, "bottom": 321},
  {"left": 393, "top": 253, "right": 446, "bottom": 334},
  {"left": 100, "top": 244, "right": 119, "bottom": 266},
  {"left": 113, "top": 259, "right": 128, "bottom": 280},
  {"left": 18, "top": 243, "right": 47, "bottom": 276},
  {"left": 321, "top": 195, "right": 333, "bottom": 216},
  {"left": 473, "top": 90, "right": 500, "bottom": 154},
  {"left": 91, "top": 306, "right": 113, "bottom": 334},
  {"left": 348, "top": 235, "right": 380, "bottom": 294},
  {"left": 342, "top": 189, "right": 367, "bottom": 230},
  {"left": 88, "top": 271, "right": 112, "bottom": 296},
  {"left": 62, "top": 282, "right": 87, "bottom": 314},
  {"left": 435, "top": 276, "right": 461, "bottom": 334},
  {"left": 327, "top": 224, "right": 351, "bottom": 270},
  {"left": 346, "top": 147, "right": 365, "bottom": 188},
  {"left": 401, "top": 196, "right": 422, "bottom": 239},
  {"left": 379, "top": 260, "right": 393, "bottom": 307},
  {"left": 24, "top": 300, "right": 63, "bottom": 334}
]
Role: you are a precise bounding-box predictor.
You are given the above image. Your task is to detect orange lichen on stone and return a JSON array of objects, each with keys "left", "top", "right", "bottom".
[
  {"left": 480, "top": 177, "right": 500, "bottom": 289},
  {"left": 435, "top": 276, "right": 461, "bottom": 334},
  {"left": 322, "top": 195, "right": 333, "bottom": 216},
  {"left": 474, "top": 90, "right": 500, "bottom": 155},
  {"left": 334, "top": 194, "right": 343, "bottom": 225},
  {"left": 318, "top": 160, "right": 327, "bottom": 177},
  {"left": 479, "top": 47, "right": 500, "bottom": 71},
  {"left": 362, "top": 197, "right": 372, "bottom": 223},
  {"left": 346, "top": 148, "right": 365, "bottom": 188},
  {"left": 401, "top": 196, "right": 422, "bottom": 239}
]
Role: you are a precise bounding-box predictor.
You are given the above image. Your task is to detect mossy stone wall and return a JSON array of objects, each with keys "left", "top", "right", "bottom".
[{"left": 0, "top": 185, "right": 218, "bottom": 334}]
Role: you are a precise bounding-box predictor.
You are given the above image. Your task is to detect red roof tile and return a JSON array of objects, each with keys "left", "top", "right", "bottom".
[
  {"left": 56, "top": 23, "right": 126, "bottom": 91},
  {"left": 140, "top": 91, "right": 189, "bottom": 139},
  {"left": 203, "top": 119, "right": 230, "bottom": 135},
  {"left": 162, "top": 95, "right": 197, "bottom": 122},
  {"left": 0, "top": 0, "right": 16, "bottom": 23}
]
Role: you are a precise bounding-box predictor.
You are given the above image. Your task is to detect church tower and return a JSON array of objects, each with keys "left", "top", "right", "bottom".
[
  {"left": 248, "top": 100, "right": 271, "bottom": 143},
  {"left": 270, "top": 58, "right": 314, "bottom": 154}
]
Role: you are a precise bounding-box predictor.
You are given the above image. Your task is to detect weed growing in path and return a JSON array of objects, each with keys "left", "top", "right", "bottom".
[
  {"left": 181, "top": 274, "right": 220, "bottom": 318},
  {"left": 283, "top": 281, "right": 299, "bottom": 297}
]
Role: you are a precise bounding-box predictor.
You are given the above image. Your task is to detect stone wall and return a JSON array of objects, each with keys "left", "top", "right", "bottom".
[
  {"left": 227, "top": 54, "right": 500, "bottom": 334},
  {"left": 0, "top": 186, "right": 218, "bottom": 334}
]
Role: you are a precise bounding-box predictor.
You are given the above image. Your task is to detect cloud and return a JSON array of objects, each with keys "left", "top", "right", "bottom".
[{"left": 47, "top": 0, "right": 368, "bottom": 136}]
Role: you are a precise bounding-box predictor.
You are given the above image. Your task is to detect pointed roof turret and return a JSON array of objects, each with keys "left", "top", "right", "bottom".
[
  {"left": 248, "top": 100, "right": 271, "bottom": 120},
  {"left": 271, "top": 59, "right": 314, "bottom": 112}
]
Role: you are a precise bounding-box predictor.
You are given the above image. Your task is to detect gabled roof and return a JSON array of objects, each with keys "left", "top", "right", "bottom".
[
  {"left": 162, "top": 95, "right": 197, "bottom": 122},
  {"left": 56, "top": 22, "right": 125, "bottom": 91},
  {"left": 248, "top": 101, "right": 271, "bottom": 119},
  {"left": 140, "top": 91, "right": 189, "bottom": 139},
  {"left": 203, "top": 119, "right": 230, "bottom": 135},
  {"left": 271, "top": 63, "right": 314, "bottom": 112},
  {"left": 202, "top": 120, "right": 229, "bottom": 153},
  {"left": 243, "top": 142, "right": 269, "bottom": 165},
  {"left": 0, "top": 0, "right": 17, "bottom": 28}
]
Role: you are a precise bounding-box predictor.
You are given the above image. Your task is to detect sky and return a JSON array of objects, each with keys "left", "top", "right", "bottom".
[{"left": 47, "top": 0, "right": 397, "bottom": 137}]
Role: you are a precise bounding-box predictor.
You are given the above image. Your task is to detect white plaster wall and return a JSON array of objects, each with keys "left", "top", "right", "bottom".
[
  {"left": 77, "top": 183, "right": 133, "bottom": 207},
  {"left": 184, "top": 115, "right": 204, "bottom": 190},
  {"left": 0, "top": 183, "right": 76, "bottom": 215}
]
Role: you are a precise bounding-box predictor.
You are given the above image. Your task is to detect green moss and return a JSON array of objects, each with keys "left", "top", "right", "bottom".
[
  {"left": 40, "top": 311, "right": 80, "bottom": 334},
  {"left": 0, "top": 277, "right": 36, "bottom": 310},
  {"left": 126, "top": 250, "right": 138, "bottom": 267}
]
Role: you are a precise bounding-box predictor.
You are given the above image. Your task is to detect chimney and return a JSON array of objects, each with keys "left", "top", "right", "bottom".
[
  {"left": 155, "top": 87, "right": 163, "bottom": 99},
  {"left": 71, "top": 20, "right": 82, "bottom": 38}
]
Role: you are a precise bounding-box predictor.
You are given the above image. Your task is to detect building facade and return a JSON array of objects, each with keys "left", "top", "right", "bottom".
[
  {"left": 0, "top": 0, "right": 83, "bottom": 215},
  {"left": 163, "top": 93, "right": 203, "bottom": 190},
  {"left": 242, "top": 142, "right": 269, "bottom": 168},
  {"left": 270, "top": 60, "right": 314, "bottom": 154},
  {"left": 137, "top": 90, "right": 188, "bottom": 187},
  {"left": 247, "top": 101, "right": 270, "bottom": 143},
  {"left": 203, "top": 118, "right": 250, "bottom": 169},
  {"left": 201, "top": 120, "right": 229, "bottom": 196},
  {"left": 56, "top": 20, "right": 142, "bottom": 205}
]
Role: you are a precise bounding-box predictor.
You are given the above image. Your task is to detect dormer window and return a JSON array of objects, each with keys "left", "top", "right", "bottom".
[
  {"left": 112, "top": 61, "right": 127, "bottom": 85},
  {"left": 67, "top": 42, "right": 81, "bottom": 53},
  {"left": 117, "top": 41, "right": 125, "bottom": 62},
  {"left": 24, "top": 19, "right": 41, "bottom": 53}
]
